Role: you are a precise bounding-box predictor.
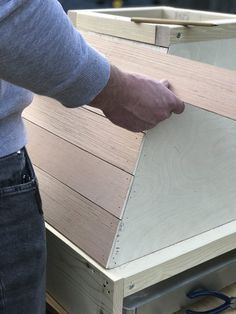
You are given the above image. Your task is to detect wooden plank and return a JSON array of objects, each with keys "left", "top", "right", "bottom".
[
  {"left": 70, "top": 8, "right": 236, "bottom": 46},
  {"left": 81, "top": 31, "right": 236, "bottom": 121},
  {"left": 25, "top": 120, "right": 132, "bottom": 218},
  {"left": 108, "top": 105, "right": 236, "bottom": 268},
  {"left": 82, "top": 6, "right": 165, "bottom": 18},
  {"left": 46, "top": 220, "right": 236, "bottom": 303},
  {"left": 46, "top": 293, "right": 68, "bottom": 314},
  {"left": 69, "top": 10, "right": 157, "bottom": 45},
  {"left": 36, "top": 167, "right": 119, "bottom": 266},
  {"left": 175, "top": 284, "right": 236, "bottom": 314},
  {"left": 23, "top": 95, "right": 143, "bottom": 174},
  {"left": 46, "top": 228, "right": 124, "bottom": 314}
]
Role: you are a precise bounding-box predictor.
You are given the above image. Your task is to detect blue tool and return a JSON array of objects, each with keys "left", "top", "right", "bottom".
[{"left": 186, "top": 289, "right": 236, "bottom": 314}]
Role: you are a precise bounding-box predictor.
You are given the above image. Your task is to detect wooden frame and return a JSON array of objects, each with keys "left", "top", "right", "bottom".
[
  {"left": 69, "top": 7, "right": 236, "bottom": 47},
  {"left": 46, "top": 221, "right": 236, "bottom": 313}
]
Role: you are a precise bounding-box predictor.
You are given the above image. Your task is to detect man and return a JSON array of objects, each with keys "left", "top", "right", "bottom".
[{"left": 0, "top": 0, "right": 184, "bottom": 313}]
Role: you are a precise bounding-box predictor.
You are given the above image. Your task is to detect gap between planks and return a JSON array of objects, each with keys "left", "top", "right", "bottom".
[
  {"left": 37, "top": 166, "right": 119, "bottom": 266},
  {"left": 25, "top": 119, "right": 132, "bottom": 218},
  {"left": 23, "top": 95, "right": 143, "bottom": 174},
  {"left": 46, "top": 293, "right": 68, "bottom": 314}
]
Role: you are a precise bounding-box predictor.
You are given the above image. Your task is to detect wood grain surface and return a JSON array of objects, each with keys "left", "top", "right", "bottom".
[
  {"left": 81, "top": 32, "right": 236, "bottom": 121},
  {"left": 25, "top": 120, "right": 132, "bottom": 218},
  {"left": 69, "top": 10, "right": 157, "bottom": 45},
  {"left": 36, "top": 167, "right": 119, "bottom": 265},
  {"left": 108, "top": 105, "right": 236, "bottom": 268},
  {"left": 23, "top": 96, "right": 143, "bottom": 174}
]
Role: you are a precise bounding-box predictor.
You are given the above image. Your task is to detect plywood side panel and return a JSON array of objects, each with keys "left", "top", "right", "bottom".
[
  {"left": 169, "top": 38, "right": 236, "bottom": 71},
  {"left": 108, "top": 105, "right": 236, "bottom": 267},
  {"left": 35, "top": 167, "right": 119, "bottom": 266},
  {"left": 23, "top": 96, "right": 143, "bottom": 174},
  {"left": 82, "top": 32, "right": 236, "bottom": 121},
  {"left": 25, "top": 120, "right": 132, "bottom": 218}
]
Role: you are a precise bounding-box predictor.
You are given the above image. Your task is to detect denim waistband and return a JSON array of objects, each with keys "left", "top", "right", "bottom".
[{"left": 0, "top": 147, "right": 26, "bottom": 188}]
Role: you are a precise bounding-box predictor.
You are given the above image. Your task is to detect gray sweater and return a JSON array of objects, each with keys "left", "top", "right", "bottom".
[{"left": 0, "top": 0, "right": 110, "bottom": 157}]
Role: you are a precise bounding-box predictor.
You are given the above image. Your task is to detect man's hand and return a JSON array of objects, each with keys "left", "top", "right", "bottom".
[{"left": 90, "top": 65, "right": 184, "bottom": 132}]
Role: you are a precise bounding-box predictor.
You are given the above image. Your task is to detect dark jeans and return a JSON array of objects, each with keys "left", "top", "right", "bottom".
[{"left": 0, "top": 148, "right": 46, "bottom": 314}]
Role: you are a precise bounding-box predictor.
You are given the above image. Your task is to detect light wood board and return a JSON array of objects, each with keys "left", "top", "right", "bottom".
[
  {"left": 69, "top": 7, "right": 236, "bottom": 47},
  {"left": 36, "top": 167, "right": 119, "bottom": 265},
  {"left": 81, "top": 31, "right": 236, "bottom": 121},
  {"left": 108, "top": 104, "right": 236, "bottom": 267},
  {"left": 23, "top": 95, "right": 143, "bottom": 174},
  {"left": 46, "top": 220, "right": 236, "bottom": 313},
  {"left": 25, "top": 119, "right": 132, "bottom": 218},
  {"left": 69, "top": 10, "right": 157, "bottom": 45}
]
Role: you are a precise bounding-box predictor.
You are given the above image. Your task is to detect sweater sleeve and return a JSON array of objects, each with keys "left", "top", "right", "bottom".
[{"left": 0, "top": 0, "right": 110, "bottom": 107}]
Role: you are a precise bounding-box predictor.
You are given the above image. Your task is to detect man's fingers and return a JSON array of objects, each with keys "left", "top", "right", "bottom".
[
  {"left": 160, "top": 79, "right": 169, "bottom": 88},
  {"left": 161, "top": 82, "right": 185, "bottom": 115},
  {"left": 172, "top": 99, "right": 185, "bottom": 114}
]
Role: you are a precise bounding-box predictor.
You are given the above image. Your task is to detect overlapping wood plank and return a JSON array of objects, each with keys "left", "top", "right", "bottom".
[
  {"left": 23, "top": 96, "right": 143, "bottom": 174},
  {"left": 82, "top": 32, "right": 236, "bottom": 121},
  {"left": 25, "top": 120, "right": 132, "bottom": 218},
  {"left": 36, "top": 167, "right": 119, "bottom": 266}
]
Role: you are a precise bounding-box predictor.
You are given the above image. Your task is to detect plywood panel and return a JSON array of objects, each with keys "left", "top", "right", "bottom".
[
  {"left": 25, "top": 120, "right": 132, "bottom": 218},
  {"left": 23, "top": 96, "right": 143, "bottom": 174},
  {"left": 81, "top": 32, "right": 236, "bottom": 121},
  {"left": 36, "top": 167, "right": 119, "bottom": 266},
  {"left": 108, "top": 105, "right": 236, "bottom": 267},
  {"left": 169, "top": 38, "right": 236, "bottom": 71}
]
